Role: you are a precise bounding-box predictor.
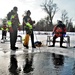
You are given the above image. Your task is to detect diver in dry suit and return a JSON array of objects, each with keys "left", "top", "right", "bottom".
[
  {"left": 48, "top": 20, "right": 67, "bottom": 48},
  {"left": 23, "top": 10, "right": 36, "bottom": 49},
  {"left": 7, "top": 6, "right": 21, "bottom": 50}
]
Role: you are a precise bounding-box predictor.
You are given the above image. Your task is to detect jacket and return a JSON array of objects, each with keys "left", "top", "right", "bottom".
[
  {"left": 1, "top": 25, "right": 8, "bottom": 31},
  {"left": 7, "top": 10, "right": 20, "bottom": 30},
  {"left": 23, "top": 15, "right": 33, "bottom": 34}
]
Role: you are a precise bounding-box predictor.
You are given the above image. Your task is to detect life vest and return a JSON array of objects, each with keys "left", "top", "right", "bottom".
[
  {"left": 1, "top": 25, "right": 8, "bottom": 31},
  {"left": 7, "top": 11, "right": 20, "bottom": 27}
]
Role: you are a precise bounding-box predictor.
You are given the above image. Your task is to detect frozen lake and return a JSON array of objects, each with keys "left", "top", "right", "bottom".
[
  {"left": 0, "top": 31, "right": 75, "bottom": 56},
  {"left": 0, "top": 31, "right": 75, "bottom": 75}
]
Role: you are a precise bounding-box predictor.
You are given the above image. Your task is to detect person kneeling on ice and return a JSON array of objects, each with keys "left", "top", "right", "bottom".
[{"left": 48, "top": 20, "right": 67, "bottom": 48}]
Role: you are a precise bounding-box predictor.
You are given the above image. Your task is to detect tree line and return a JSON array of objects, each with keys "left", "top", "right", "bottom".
[
  {"left": 33, "top": 16, "right": 75, "bottom": 32},
  {"left": 34, "top": 0, "right": 75, "bottom": 32},
  {"left": 0, "top": 0, "right": 75, "bottom": 32}
]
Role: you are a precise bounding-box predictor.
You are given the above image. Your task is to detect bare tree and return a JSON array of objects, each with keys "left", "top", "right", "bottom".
[
  {"left": 67, "top": 18, "right": 74, "bottom": 32},
  {"left": 41, "top": 0, "right": 58, "bottom": 26},
  {"left": 61, "top": 10, "right": 68, "bottom": 24}
]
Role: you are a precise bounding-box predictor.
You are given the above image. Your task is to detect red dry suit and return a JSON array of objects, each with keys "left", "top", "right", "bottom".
[{"left": 53, "top": 24, "right": 66, "bottom": 37}]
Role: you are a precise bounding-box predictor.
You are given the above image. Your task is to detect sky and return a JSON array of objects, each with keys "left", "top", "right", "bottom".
[{"left": 0, "top": 0, "right": 75, "bottom": 25}]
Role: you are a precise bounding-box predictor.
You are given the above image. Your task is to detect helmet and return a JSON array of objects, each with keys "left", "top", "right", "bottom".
[
  {"left": 13, "top": 6, "right": 18, "bottom": 11},
  {"left": 27, "top": 10, "right": 31, "bottom": 14}
]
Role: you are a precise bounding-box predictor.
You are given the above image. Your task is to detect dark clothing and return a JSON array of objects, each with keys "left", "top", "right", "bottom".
[
  {"left": 30, "top": 30, "right": 35, "bottom": 47},
  {"left": 53, "top": 35, "right": 64, "bottom": 47},
  {"left": 7, "top": 10, "right": 20, "bottom": 50},
  {"left": 2, "top": 31, "right": 7, "bottom": 39},
  {"left": 23, "top": 15, "right": 35, "bottom": 47},
  {"left": 7, "top": 10, "right": 20, "bottom": 26},
  {"left": 23, "top": 16, "right": 32, "bottom": 34},
  {"left": 1, "top": 25, "right": 8, "bottom": 40},
  {"left": 23, "top": 16, "right": 31, "bottom": 23},
  {"left": 10, "top": 31, "right": 17, "bottom": 49}
]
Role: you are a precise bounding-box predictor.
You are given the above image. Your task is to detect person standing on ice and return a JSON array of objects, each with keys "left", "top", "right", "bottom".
[
  {"left": 23, "top": 10, "right": 36, "bottom": 49},
  {"left": 1, "top": 19, "right": 8, "bottom": 42},
  {"left": 7, "top": 6, "right": 21, "bottom": 50},
  {"left": 48, "top": 20, "right": 67, "bottom": 48}
]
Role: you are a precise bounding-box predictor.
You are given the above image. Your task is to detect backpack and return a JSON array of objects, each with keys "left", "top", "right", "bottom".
[{"left": 34, "top": 41, "right": 42, "bottom": 47}]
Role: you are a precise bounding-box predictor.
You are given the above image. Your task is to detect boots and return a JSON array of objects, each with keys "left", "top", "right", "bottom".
[
  {"left": 48, "top": 37, "right": 55, "bottom": 47},
  {"left": 60, "top": 38, "right": 67, "bottom": 48}
]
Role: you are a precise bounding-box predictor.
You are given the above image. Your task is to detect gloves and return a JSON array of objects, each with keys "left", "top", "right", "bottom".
[
  {"left": 52, "top": 32, "right": 54, "bottom": 36},
  {"left": 63, "top": 34, "right": 66, "bottom": 37}
]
